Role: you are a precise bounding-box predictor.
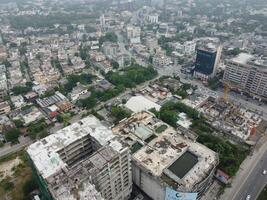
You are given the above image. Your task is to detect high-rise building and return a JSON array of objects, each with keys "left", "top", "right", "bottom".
[
  {"left": 223, "top": 53, "right": 267, "bottom": 101},
  {"left": 100, "top": 14, "right": 106, "bottom": 29},
  {"left": 194, "top": 44, "right": 222, "bottom": 80},
  {"left": 27, "top": 116, "right": 132, "bottom": 200}
]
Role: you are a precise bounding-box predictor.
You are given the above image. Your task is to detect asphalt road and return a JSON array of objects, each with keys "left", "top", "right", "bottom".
[
  {"left": 0, "top": 136, "right": 32, "bottom": 157},
  {"left": 232, "top": 148, "right": 267, "bottom": 200}
]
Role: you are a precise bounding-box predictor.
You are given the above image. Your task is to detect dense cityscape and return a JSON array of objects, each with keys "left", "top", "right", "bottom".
[{"left": 0, "top": 0, "right": 266, "bottom": 200}]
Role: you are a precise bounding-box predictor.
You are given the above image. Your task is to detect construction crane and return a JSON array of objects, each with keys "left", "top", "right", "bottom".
[{"left": 223, "top": 81, "right": 230, "bottom": 102}]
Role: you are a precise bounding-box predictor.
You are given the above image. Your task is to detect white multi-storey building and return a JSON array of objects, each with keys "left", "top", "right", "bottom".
[
  {"left": 146, "top": 14, "right": 159, "bottom": 24},
  {"left": 223, "top": 53, "right": 267, "bottom": 101},
  {"left": 27, "top": 116, "right": 132, "bottom": 200}
]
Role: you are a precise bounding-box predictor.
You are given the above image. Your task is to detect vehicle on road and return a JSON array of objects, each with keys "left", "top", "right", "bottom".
[
  {"left": 246, "top": 195, "right": 251, "bottom": 200},
  {"left": 263, "top": 170, "right": 267, "bottom": 175}
]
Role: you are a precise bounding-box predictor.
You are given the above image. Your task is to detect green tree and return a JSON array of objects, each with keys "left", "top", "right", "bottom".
[
  {"left": 111, "top": 106, "right": 130, "bottom": 123},
  {"left": 12, "top": 86, "right": 31, "bottom": 95},
  {"left": 99, "top": 32, "right": 118, "bottom": 45},
  {"left": 13, "top": 119, "right": 24, "bottom": 128},
  {"left": 2, "top": 59, "right": 11, "bottom": 68},
  {"left": 111, "top": 60, "right": 119, "bottom": 69},
  {"left": 5, "top": 128, "right": 20, "bottom": 143}
]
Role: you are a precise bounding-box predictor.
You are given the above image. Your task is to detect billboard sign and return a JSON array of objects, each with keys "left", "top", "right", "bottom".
[{"left": 165, "top": 187, "right": 197, "bottom": 200}]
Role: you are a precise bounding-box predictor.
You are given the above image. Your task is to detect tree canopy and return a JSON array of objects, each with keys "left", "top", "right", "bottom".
[{"left": 5, "top": 128, "right": 20, "bottom": 143}]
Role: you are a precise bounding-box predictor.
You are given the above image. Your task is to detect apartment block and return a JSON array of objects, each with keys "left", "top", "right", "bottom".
[{"left": 223, "top": 53, "right": 267, "bottom": 101}]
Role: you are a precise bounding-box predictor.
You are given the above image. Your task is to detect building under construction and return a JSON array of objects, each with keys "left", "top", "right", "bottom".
[
  {"left": 112, "top": 111, "right": 218, "bottom": 200},
  {"left": 27, "top": 116, "right": 132, "bottom": 200},
  {"left": 198, "top": 97, "right": 262, "bottom": 142}
]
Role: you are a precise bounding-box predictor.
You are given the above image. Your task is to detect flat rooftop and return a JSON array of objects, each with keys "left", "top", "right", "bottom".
[
  {"left": 232, "top": 53, "right": 253, "bottom": 65},
  {"left": 27, "top": 116, "right": 123, "bottom": 179},
  {"left": 125, "top": 95, "right": 161, "bottom": 113},
  {"left": 128, "top": 112, "right": 218, "bottom": 189}
]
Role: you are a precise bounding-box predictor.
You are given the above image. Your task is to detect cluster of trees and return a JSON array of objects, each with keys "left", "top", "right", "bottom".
[
  {"left": 197, "top": 132, "right": 249, "bottom": 176},
  {"left": 60, "top": 73, "right": 94, "bottom": 94},
  {"left": 111, "top": 106, "right": 131, "bottom": 123},
  {"left": 5, "top": 128, "right": 21, "bottom": 144},
  {"left": 51, "top": 57, "right": 64, "bottom": 76},
  {"left": 224, "top": 47, "right": 241, "bottom": 56},
  {"left": 105, "top": 64, "right": 158, "bottom": 88},
  {"left": 111, "top": 60, "right": 119, "bottom": 69},
  {"left": 12, "top": 82, "right": 32, "bottom": 95},
  {"left": 77, "top": 85, "right": 125, "bottom": 109},
  {"left": 27, "top": 118, "right": 47, "bottom": 139},
  {"left": 99, "top": 32, "right": 118, "bottom": 45},
  {"left": 79, "top": 45, "right": 88, "bottom": 60},
  {"left": 8, "top": 13, "right": 97, "bottom": 29},
  {"left": 174, "top": 83, "right": 193, "bottom": 99},
  {"left": 20, "top": 60, "right": 28, "bottom": 75}
]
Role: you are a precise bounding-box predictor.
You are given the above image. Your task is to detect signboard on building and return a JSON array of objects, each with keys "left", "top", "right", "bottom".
[{"left": 165, "top": 187, "right": 197, "bottom": 200}]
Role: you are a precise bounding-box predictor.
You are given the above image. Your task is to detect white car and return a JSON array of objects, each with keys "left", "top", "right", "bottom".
[
  {"left": 263, "top": 170, "right": 267, "bottom": 175},
  {"left": 246, "top": 195, "right": 251, "bottom": 200}
]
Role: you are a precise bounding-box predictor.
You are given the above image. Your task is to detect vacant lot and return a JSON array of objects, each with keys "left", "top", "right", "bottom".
[{"left": 0, "top": 151, "right": 36, "bottom": 200}]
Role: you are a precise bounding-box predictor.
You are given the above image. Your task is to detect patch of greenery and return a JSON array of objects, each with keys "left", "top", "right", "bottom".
[
  {"left": 105, "top": 64, "right": 158, "bottom": 88},
  {"left": 5, "top": 128, "right": 21, "bottom": 144},
  {"left": 111, "top": 106, "right": 131, "bottom": 123},
  {"left": 0, "top": 177, "right": 14, "bottom": 191},
  {"left": 99, "top": 32, "right": 118, "bottom": 45},
  {"left": 60, "top": 73, "right": 94, "bottom": 94},
  {"left": 13, "top": 119, "right": 24, "bottom": 128},
  {"left": 51, "top": 57, "right": 64, "bottom": 76},
  {"left": 12, "top": 85, "right": 31, "bottom": 95},
  {"left": 257, "top": 185, "right": 267, "bottom": 200},
  {"left": 27, "top": 119, "right": 46, "bottom": 139},
  {"left": 8, "top": 13, "right": 97, "bottom": 29},
  {"left": 77, "top": 85, "right": 125, "bottom": 109},
  {"left": 197, "top": 132, "right": 249, "bottom": 176},
  {"left": 155, "top": 125, "right": 168, "bottom": 133}
]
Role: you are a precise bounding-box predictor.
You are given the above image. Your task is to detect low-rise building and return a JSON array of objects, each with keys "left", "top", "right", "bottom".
[
  {"left": 68, "top": 84, "right": 91, "bottom": 103},
  {"left": 11, "top": 95, "right": 26, "bottom": 109},
  {"left": 36, "top": 92, "right": 67, "bottom": 108},
  {"left": 0, "top": 101, "right": 11, "bottom": 115},
  {"left": 20, "top": 106, "right": 45, "bottom": 126},
  {"left": 125, "top": 95, "right": 161, "bottom": 113}
]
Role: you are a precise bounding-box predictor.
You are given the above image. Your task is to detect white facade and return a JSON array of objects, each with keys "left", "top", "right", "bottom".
[
  {"left": 28, "top": 116, "right": 132, "bottom": 200},
  {"left": 146, "top": 14, "right": 159, "bottom": 24},
  {"left": 127, "top": 26, "right": 141, "bottom": 42},
  {"left": 223, "top": 53, "right": 267, "bottom": 100},
  {"left": 184, "top": 41, "right": 196, "bottom": 55},
  {"left": 102, "top": 42, "right": 118, "bottom": 58}
]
